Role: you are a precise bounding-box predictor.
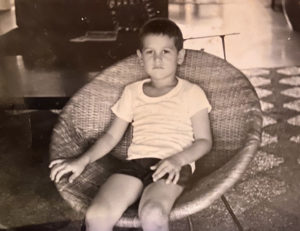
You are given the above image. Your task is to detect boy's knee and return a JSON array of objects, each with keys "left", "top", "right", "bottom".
[
  {"left": 85, "top": 204, "right": 106, "bottom": 224},
  {"left": 85, "top": 202, "right": 119, "bottom": 228},
  {"left": 139, "top": 201, "right": 169, "bottom": 230}
]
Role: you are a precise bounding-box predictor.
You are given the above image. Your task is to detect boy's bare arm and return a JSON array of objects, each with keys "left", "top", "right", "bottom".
[
  {"left": 152, "top": 108, "right": 212, "bottom": 183},
  {"left": 82, "top": 117, "right": 130, "bottom": 164},
  {"left": 49, "top": 117, "right": 129, "bottom": 183}
]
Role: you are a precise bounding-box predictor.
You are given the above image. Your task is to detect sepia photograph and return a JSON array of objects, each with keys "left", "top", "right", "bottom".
[{"left": 0, "top": 0, "right": 300, "bottom": 230}]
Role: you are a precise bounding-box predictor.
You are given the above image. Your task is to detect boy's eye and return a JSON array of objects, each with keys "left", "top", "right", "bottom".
[{"left": 144, "top": 50, "right": 153, "bottom": 55}]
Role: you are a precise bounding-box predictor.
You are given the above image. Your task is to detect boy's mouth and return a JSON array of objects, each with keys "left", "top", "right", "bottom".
[{"left": 153, "top": 66, "right": 163, "bottom": 69}]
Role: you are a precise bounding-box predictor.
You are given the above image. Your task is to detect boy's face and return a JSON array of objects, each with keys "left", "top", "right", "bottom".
[{"left": 137, "top": 34, "right": 185, "bottom": 81}]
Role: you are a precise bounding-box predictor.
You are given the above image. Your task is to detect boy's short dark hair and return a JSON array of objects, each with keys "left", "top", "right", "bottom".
[{"left": 138, "top": 18, "right": 184, "bottom": 51}]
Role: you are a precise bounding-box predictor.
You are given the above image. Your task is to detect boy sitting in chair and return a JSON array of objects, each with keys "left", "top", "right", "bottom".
[{"left": 49, "top": 18, "right": 212, "bottom": 231}]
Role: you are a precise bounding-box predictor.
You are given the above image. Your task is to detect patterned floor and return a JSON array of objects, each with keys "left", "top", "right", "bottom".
[
  {"left": 243, "top": 66, "right": 300, "bottom": 164},
  {"left": 188, "top": 66, "right": 300, "bottom": 231},
  {"left": 230, "top": 66, "right": 300, "bottom": 230}
]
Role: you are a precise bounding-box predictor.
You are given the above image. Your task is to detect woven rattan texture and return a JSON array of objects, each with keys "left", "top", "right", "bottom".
[{"left": 50, "top": 50, "right": 262, "bottom": 226}]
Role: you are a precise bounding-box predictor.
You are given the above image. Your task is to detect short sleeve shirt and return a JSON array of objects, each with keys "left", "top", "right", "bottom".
[{"left": 111, "top": 77, "right": 211, "bottom": 162}]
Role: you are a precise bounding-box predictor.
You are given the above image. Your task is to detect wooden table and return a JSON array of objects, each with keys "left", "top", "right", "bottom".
[{"left": 0, "top": 29, "right": 138, "bottom": 109}]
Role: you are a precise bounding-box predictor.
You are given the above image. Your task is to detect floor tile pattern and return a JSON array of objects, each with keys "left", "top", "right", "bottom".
[
  {"left": 224, "top": 65, "right": 300, "bottom": 230},
  {"left": 284, "top": 99, "right": 300, "bottom": 112},
  {"left": 287, "top": 115, "right": 300, "bottom": 127},
  {"left": 247, "top": 76, "right": 271, "bottom": 87},
  {"left": 260, "top": 100, "right": 274, "bottom": 111},
  {"left": 254, "top": 88, "right": 272, "bottom": 99},
  {"left": 290, "top": 135, "right": 300, "bottom": 143},
  {"left": 262, "top": 115, "right": 277, "bottom": 128},
  {"left": 276, "top": 67, "right": 300, "bottom": 75},
  {"left": 281, "top": 87, "right": 300, "bottom": 98},
  {"left": 279, "top": 76, "right": 300, "bottom": 86},
  {"left": 241, "top": 69, "right": 270, "bottom": 77},
  {"left": 261, "top": 132, "right": 278, "bottom": 147}
]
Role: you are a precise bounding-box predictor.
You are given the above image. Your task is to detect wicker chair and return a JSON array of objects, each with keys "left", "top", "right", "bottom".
[{"left": 50, "top": 49, "right": 262, "bottom": 229}]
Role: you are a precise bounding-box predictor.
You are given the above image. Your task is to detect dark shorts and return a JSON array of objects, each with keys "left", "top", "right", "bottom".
[{"left": 115, "top": 158, "right": 193, "bottom": 187}]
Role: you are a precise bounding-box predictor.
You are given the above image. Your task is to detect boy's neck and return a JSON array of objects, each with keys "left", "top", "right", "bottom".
[{"left": 149, "top": 76, "right": 178, "bottom": 89}]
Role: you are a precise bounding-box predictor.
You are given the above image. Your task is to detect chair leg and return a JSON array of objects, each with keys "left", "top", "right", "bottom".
[
  {"left": 220, "top": 35, "right": 227, "bottom": 60},
  {"left": 80, "top": 219, "right": 86, "bottom": 231},
  {"left": 221, "top": 195, "right": 244, "bottom": 231},
  {"left": 187, "top": 215, "right": 194, "bottom": 231}
]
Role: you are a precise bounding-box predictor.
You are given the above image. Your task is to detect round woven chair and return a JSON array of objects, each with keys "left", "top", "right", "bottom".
[{"left": 50, "top": 49, "right": 262, "bottom": 228}]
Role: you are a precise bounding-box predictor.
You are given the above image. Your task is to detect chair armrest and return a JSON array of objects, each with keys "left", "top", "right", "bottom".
[
  {"left": 50, "top": 116, "right": 87, "bottom": 161},
  {"left": 170, "top": 107, "right": 262, "bottom": 220}
]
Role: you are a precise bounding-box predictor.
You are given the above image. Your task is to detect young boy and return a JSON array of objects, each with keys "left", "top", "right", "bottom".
[{"left": 49, "top": 18, "right": 212, "bottom": 231}]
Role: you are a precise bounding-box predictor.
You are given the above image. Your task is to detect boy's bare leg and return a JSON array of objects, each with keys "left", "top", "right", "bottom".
[
  {"left": 85, "top": 173, "right": 143, "bottom": 231},
  {"left": 138, "top": 180, "right": 184, "bottom": 231}
]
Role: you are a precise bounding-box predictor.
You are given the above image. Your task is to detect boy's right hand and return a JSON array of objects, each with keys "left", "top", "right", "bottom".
[{"left": 49, "top": 156, "right": 89, "bottom": 183}]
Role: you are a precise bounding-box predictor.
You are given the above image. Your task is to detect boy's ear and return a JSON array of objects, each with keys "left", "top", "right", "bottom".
[
  {"left": 177, "top": 49, "right": 186, "bottom": 65},
  {"left": 136, "top": 49, "right": 144, "bottom": 66}
]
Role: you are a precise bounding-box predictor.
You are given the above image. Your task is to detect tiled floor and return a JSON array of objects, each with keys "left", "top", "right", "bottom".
[
  {"left": 1, "top": 0, "right": 300, "bottom": 230},
  {"left": 236, "top": 66, "right": 300, "bottom": 230}
]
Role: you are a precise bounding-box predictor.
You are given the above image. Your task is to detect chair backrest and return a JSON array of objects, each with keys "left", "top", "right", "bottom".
[{"left": 51, "top": 49, "right": 260, "bottom": 177}]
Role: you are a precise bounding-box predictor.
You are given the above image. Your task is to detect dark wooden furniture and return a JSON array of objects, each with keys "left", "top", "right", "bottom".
[{"left": 0, "top": 0, "right": 168, "bottom": 109}]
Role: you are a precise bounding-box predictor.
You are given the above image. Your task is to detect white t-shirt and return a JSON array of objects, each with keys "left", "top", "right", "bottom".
[{"left": 111, "top": 77, "right": 211, "bottom": 167}]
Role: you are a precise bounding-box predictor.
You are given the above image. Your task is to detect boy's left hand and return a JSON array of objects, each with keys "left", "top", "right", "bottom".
[{"left": 151, "top": 157, "right": 182, "bottom": 184}]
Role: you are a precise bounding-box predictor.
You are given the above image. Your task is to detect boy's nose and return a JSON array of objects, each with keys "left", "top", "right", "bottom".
[{"left": 153, "top": 53, "right": 163, "bottom": 63}]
